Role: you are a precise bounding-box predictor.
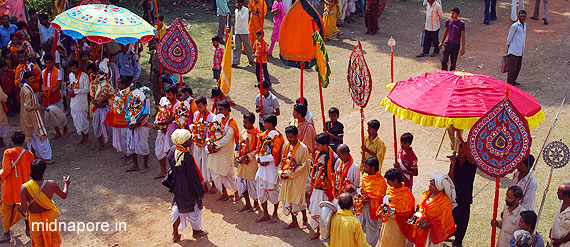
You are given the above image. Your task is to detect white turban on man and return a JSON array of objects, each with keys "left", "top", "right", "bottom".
[{"left": 431, "top": 173, "right": 458, "bottom": 209}]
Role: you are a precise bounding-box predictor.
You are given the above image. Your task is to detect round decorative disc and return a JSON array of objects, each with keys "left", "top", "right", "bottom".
[{"left": 542, "top": 140, "right": 569, "bottom": 169}]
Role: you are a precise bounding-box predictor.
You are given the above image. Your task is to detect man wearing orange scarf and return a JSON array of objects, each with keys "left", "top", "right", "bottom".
[
  {"left": 356, "top": 157, "right": 387, "bottom": 246},
  {"left": 19, "top": 159, "right": 70, "bottom": 247},
  {"left": 378, "top": 168, "right": 415, "bottom": 247},
  {"left": 207, "top": 100, "right": 239, "bottom": 201},
  {"left": 0, "top": 131, "right": 33, "bottom": 243},
  {"left": 332, "top": 144, "right": 361, "bottom": 201},
  {"left": 278, "top": 126, "right": 311, "bottom": 229},
  {"left": 236, "top": 112, "right": 262, "bottom": 212},
  {"left": 248, "top": 0, "right": 266, "bottom": 54},
  {"left": 104, "top": 77, "right": 131, "bottom": 165},
  {"left": 405, "top": 173, "right": 456, "bottom": 247},
  {"left": 14, "top": 50, "right": 41, "bottom": 93},
  {"left": 41, "top": 54, "right": 68, "bottom": 139},
  {"left": 254, "top": 115, "right": 284, "bottom": 223},
  {"left": 308, "top": 133, "right": 338, "bottom": 240}
]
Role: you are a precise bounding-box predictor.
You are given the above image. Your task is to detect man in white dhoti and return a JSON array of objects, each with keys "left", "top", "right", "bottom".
[
  {"left": 88, "top": 61, "right": 114, "bottom": 152},
  {"left": 255, "top": 115, "right": 284, "bottom": 223},
  {"left": 551, "top": 183, "right": 570, "bottom": 247},
  {"left": 308, "top": 133, "right": 338, "bottom": 240},
  {"left": 207, "top": 100, "right": 239, "bottom": 201},
  {"left": 191, "top": 96, "right": 215, "bottom": 191},
  {"left": 169, "top": 129, "right": 208, "bottom": 242},
  {"left": 236, "top": 112, "right": 261, "bottom": 212},
  {"left": 68, "top": 60, "right": 90, "bottom": 146},
  {"left": 40, "top": 54, "right": 68, "bottom": 139},
  {"left": 104, "top": 77, "right": 131, "bottom": 165},
  {"left": 124, "top": 85, "right": 150, "bottom": 173},
  {"left": 153, "top": 85, "right": 180, "bottom": 179},
  {"left": 20, "top": 72, "right": 53, "bottom": 164}
]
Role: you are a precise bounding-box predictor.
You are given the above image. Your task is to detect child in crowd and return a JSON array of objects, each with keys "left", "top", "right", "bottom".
[
  {"left": 0, "top": 60, "right": 17, "bottom": 115},
  {"left": 253, "top": 30, "right": 270, "bottom": 86},
  {"left": 325, "top": 107, "right": 344, "bottom": 153},
  {"left": 395, "top": 132, "right": 418, "bottom": 189},
  {"left": 161, "top": 69, "right": 176, "bottom": 90},
  {"left": 212, "top": 36, "right": 224, "bottom": 81},
  {"left": 361, "top": 119, "right": 386, "bottom": 172}
]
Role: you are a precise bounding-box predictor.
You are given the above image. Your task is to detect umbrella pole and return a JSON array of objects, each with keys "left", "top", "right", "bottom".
[
  {"left": 318, "top": 75, "right": 325, "bottom": 131},
  {"left": 153, "top": 0, "right": 163, "bottom": 92},
  {"left": 435, "top": 129, "right": 446, "bottom": 159},
  {"left": 360, "top": 108, "right": 365, "bottom": 162},
  {"left": 534, "top": 165, "right": 554, "bottom": 235},
  {"left": 300, "top": 63, "right": 304, "bottom": 104},
  {"left": 491, "top": 177, "right": 501, "bottom": 247},
  {"left": 393, "top": 115, "right": 397, "bottom": 165}
]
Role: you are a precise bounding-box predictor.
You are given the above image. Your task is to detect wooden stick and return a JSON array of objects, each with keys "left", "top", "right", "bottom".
[
  {"left": 300, "top": 63, "right": 304, "bottom": 104},
  {"left": 318, "top": 76, "right": 325, "bottom": 131},
  {"left": 491, "top": 177, "right": 501, "bottom": 247},
  {"left": 361, "top": 108, "right": 365, "bottom": 162},
  {"left": 435, "top": 128, "right": 446, "bottom": 159}
]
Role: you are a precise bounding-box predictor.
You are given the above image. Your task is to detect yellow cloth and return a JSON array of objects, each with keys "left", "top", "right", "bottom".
[
  {"left": 278, "top": 141, "right": 311, "bottom": 205},
  {"left": 327, "top": 209, "right": 371, "bottom": 247},
  {"left": 207, "top": 120, "right": 237, "bottom": 176},
  {"left": 28, "top": 209, "right": 61, "bottom": 247},
  {"left": 237, "top": 128, "right": 261, "bottom": 181},
  {"left": 1, "top": 202, "right": 21, "bottom": 233},
  {"left": 171, "top": 129, "right": 192, "bottom": 145},
  {"left": 20, "top": 83, "right": 48, "bottom": 142},
  {"left": 323, "top": 1, "right": 339, "bottom": 38},
  {"left": 24, "top": 180, "right": 59, "bottom": 214},
  {"left": 380, "top": 215, "right": 408, "bottom": 247},
  {"left": 219, "top": 27, "right": 233, "bottom": 95},
  {"left": 361, "top": 134, "right": 386, "bottom": 172},
  {"left": 154, "top": 24, "right": 169, "bottom": 39}
]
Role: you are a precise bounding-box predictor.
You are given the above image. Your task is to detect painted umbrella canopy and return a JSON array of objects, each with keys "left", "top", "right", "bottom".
[
  {"left": 51, "top": 4, "right": 155, "bottom": 45},
  {"left": 157, "top": 18, "right": 198, "bottom": 75},
  {"left": 347, "top": 40, "right": 372, "bottom": 108},
  {"left": 279, "top": 0, "right": 323, "bottom": 69},
  {"left": 468, "top": 96, "right": 532, "bottom": 177},
  {"left": 380, "top": 71, "right": 545, "bottom": 129}
]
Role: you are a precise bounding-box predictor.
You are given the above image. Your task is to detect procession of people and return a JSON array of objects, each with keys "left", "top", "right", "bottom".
[{"left": 0, "top": 0, "right": 566, "bottom": 245}]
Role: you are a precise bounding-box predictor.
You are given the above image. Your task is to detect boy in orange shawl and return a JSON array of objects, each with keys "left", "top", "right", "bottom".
[
  {"left": 355, "top": 157, "right": 387, "bottom": 246},
  {"left": 378, "top": 168, "right": 415, "bottom": 247},
  {"left": 41, "top": 54, "right": 68, "bottom": 139},
  {"left": 19, "top": 159, "right": 70, "bottom": 247},
  {"left": 308, "top": 133, "right": 338, "bottom": 240},
  {"left": 405, "top": 173, "right": 457, "bottom": 247},
  {"left": 254, "top": 115, "right": 284, "bottom": 223},
  {"left": 0, "top": 131, "right": 33, "bottom": 242},
  {"left": 236, "top": 112, "right": 262, "bottom": 212}
]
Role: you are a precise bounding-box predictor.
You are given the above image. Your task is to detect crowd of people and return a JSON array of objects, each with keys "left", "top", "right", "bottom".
[{"left": 0, "top": 0, "right": 564, "bottom": 245}]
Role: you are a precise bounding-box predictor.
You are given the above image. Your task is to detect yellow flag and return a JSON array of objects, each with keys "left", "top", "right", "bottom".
[{"left": 219, "top": 27, "right": 233, "bottom": 95}]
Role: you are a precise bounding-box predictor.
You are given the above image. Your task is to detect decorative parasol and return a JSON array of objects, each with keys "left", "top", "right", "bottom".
[
  {"left": 347, "top": 39, "right": 372, "bottom": 161},
  {"left": 157, "top": 18, "right": 198, "bottom": 75},
  {"left": 381, "top": 70, "right": 545, "bottom": 130},
  {"left": 51, "top": 4, "right": 156, "bottom": 45},
  {"left": 279, "top": 0, "right": 327, "bottom": 129},
  {"left": 467, "top": 88, "right": 532, "bottom": 247}
]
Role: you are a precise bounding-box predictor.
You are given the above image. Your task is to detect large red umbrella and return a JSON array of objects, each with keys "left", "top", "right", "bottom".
[{"left": 380, "top": 70, "right": 545, "bottom": 129}]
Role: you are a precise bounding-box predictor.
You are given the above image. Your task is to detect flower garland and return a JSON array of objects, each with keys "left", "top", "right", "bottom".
[
  {"left": 127, "top": 95, "right": 144, "bottom": 125},
  {"left": 352, "top": 194, "right": 366, "bottom": 216},
  {"left": 89, "top": 72, "right": 111, "bottom": 101},
  {"left": 154, "top": 102, "right": 172, "bottom": 130},
  {"left": 67, "top": 71, "right": 82, "bottom": 91},
  {"left": 280, "top": 141, "right": 300, "bottom": 174},
  {"left": 238, "top": 138, "right": 249, "bottom": 156},
  {"left": 257, "top": 135, "right": 274, "bottom": 157},
  {"left": 310, "top": 150, "right": 333, "bottom": 191},
  {"left": 332, "top": 157, "right": 353, "bottom": 199},
  {"left": 174, "top": 102, "right": 189, "bottom": 128},
  {"left": 190, "top": 111, "right": 210, "bottom": 148},
  {"left": 111, "top": 88, "right": 129, "bottom": 115}
]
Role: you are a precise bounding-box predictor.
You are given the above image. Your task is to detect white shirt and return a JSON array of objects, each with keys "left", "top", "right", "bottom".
[
  {"left": 506, "top": 20, "right": 526, "bottom": 56},
  {"left": 510, "top": 171, "right": 537, "bottom": 212},
  {"left": 39, "top": 24, "right": 55, "bottom": 44},
  {"left": 551, "top": 201, "right": 570, "bottom": 245},
  {"left": 334, "top": 159, "right": 361, "bottom": 187},
  {"left": 69, "top": 71, "right": 90, "bottom": 111},
  {"left": 46, "top": 69, "right": 63, "bottom": 88},
  {"left": 235, "top": 6, "right": 250, "bottom": 34},
  {"left": 497, "top": 204, "right": 526, "bottom": 247}
]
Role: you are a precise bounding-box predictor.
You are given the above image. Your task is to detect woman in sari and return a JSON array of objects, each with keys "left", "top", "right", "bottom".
[
  {"left": 248, "top": 0, "right": 267, "bottom": 52},
  {"left": 269, "top": 0, "right": 285, "bottom": 56},
  {"left": 365, "top": 0, "right": 380, "bottom": 34},
  {"left": 323, "top": 0, "right": 342, "bottom": 39}
]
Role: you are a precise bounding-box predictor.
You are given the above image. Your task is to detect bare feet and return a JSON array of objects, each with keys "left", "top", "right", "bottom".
[
  {"left": 63, "top": 127, "right": 69, "bottom": 137},
  {"left": 81, "top": 142, "right": 89, "bottom": 148},
  {"left": 125, "top": 166, "right": 140, "bottom": 172},
  {"left": 255, "top": 214, "right": 270, "bottom": 223},
  {"left": 172, "top": 233, "right": 181, "bottom": 242},
  {"left": 238, "top": 205, "right": 252, "bottom": 212},
  {"left": 140, "top": 167, "right": 149, "bottom": 174},
  {"left": 216, "top": 195, "right": 229, "bottom": 201},
  {"left": 53, "top": 133, "right": 62, "bottom": 139},
  {"left": 43, "top": 159, "right": 55, "bottom": 165},
  {"left": 309, "top": 232, "right": 320, "bottom": 240},
  {"left": 209, "top": 187, "right": 218, "bottom": 194},
  {"left": 192, "top": 230, "right": 208, "bottom": 238},
  {"left": 154, "top": 173, "right": 166, "bottom": 179},
  {"left": 284, "top": 221, "right": 299, "bottom": 229},
  {"left": 94, "top": 146, "right": 105, "bottom": 152},
  {"left": 302, "top": 220, "right": 309, "bottom": 229},
  {"left": 269, "top": 214, "right": 279, "bottom": 223},
  {"left": 0, "top": 232, "right": 10, "bottom": 243}
]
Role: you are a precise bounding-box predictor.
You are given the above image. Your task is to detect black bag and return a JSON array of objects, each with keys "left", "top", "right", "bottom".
[{"left": 161, "top": 168, "right": 174, "bottom": 192}]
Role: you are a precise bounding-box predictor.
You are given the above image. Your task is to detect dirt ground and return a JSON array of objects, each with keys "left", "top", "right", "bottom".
[{"left": 1, "top": 0, "right": 569, "bottom": 246}]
